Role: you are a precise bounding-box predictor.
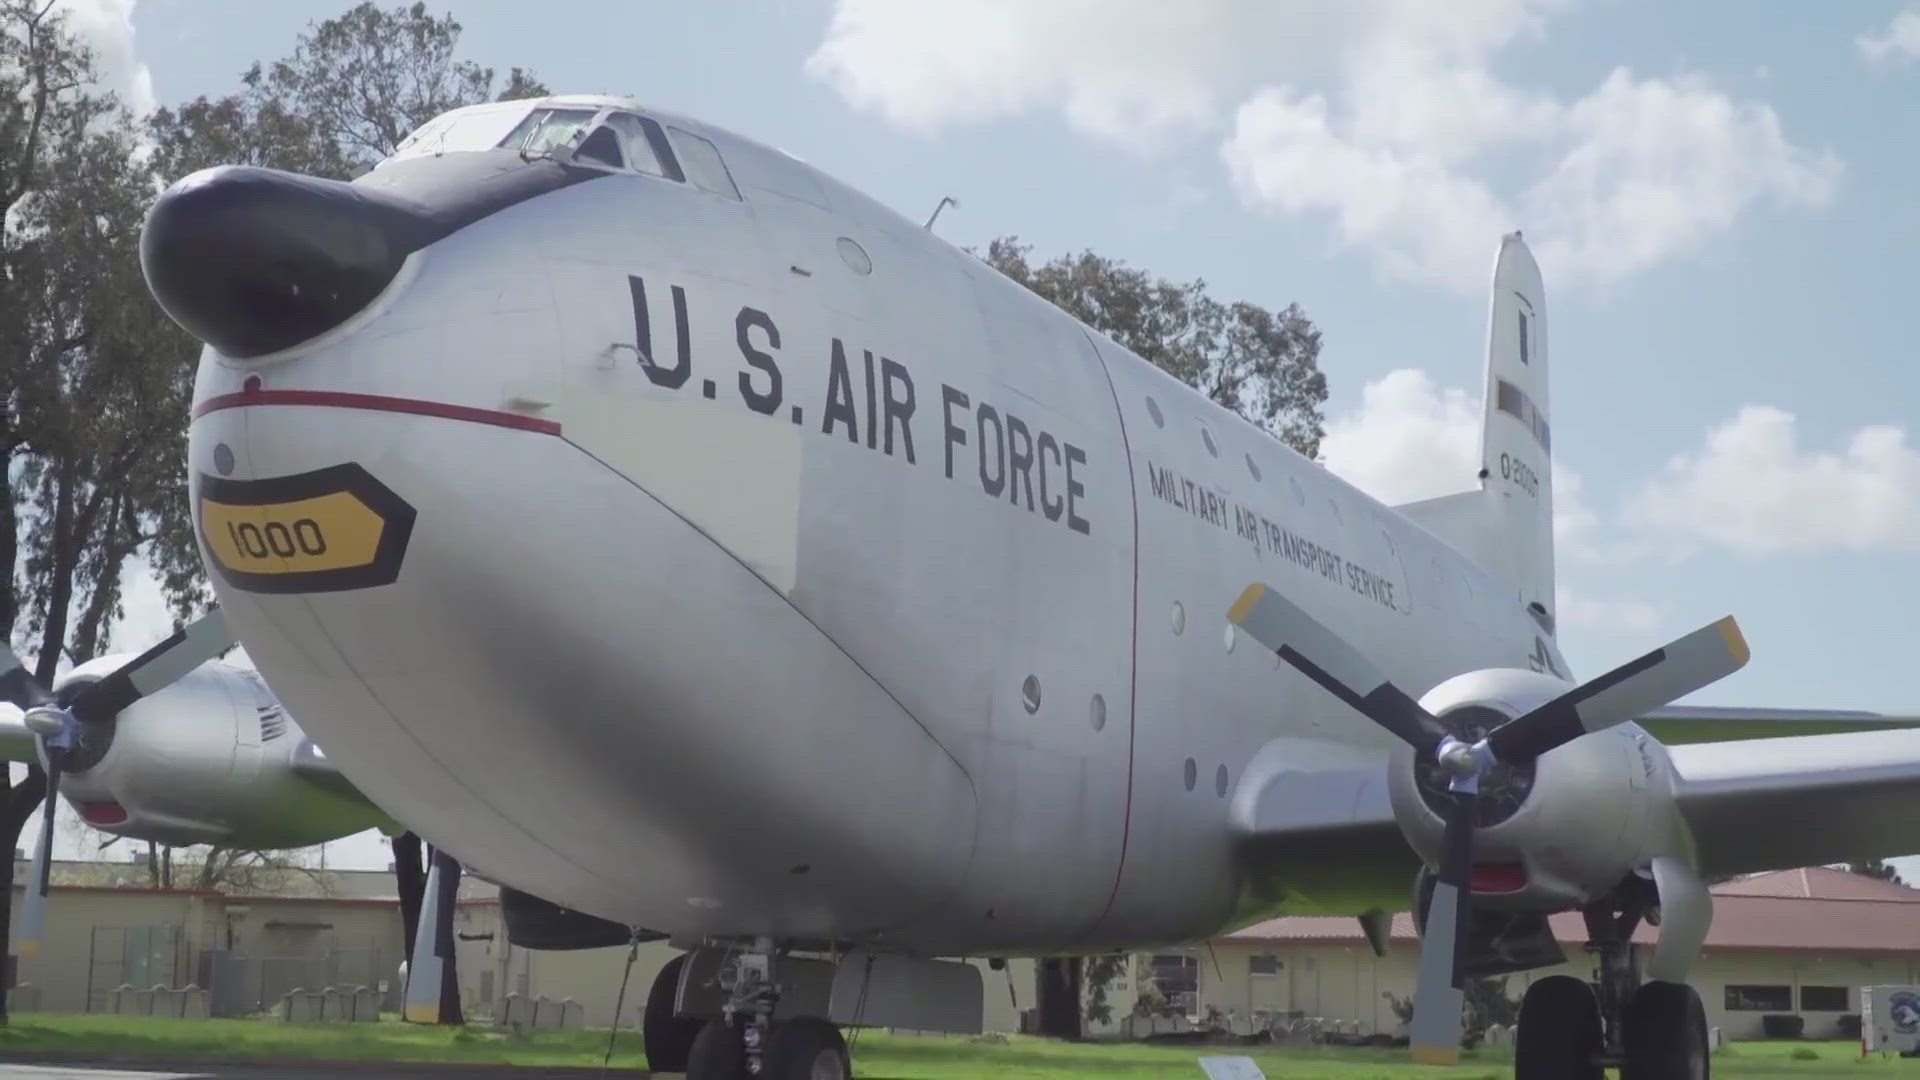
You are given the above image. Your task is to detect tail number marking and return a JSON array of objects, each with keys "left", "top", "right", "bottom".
[{"left": 1498, "top": 453, "right": 1539, "bottom": 497}]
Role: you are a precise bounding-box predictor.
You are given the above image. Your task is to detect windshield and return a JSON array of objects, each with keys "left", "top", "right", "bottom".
[
  {"left": 500, "top": 108, "right": 600, "bottom": 158},
  {"left": 380, "top": 103, "right": 531, "bottom": 167}
]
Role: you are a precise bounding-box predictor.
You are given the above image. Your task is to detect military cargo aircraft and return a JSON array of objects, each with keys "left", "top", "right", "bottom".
[{"left": 28, "top": 91, "right": 1920, "bottom": 1078}]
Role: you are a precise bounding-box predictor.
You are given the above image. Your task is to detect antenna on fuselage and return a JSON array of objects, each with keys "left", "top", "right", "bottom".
[{"left": 924, "top": 196, "right": 960, "bottom": 231}]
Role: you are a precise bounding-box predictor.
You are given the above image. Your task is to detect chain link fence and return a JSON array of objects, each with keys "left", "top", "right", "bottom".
[{"left": 82, "top": 925, "right": 393, "bottom": 1019}]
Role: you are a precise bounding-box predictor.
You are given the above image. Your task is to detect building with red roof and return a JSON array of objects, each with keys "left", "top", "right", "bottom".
[{"left": 1140, "top": 867, "right": 1920, "bottom": 1040}]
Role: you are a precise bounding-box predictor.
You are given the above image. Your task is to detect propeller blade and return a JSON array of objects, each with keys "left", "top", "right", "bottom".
[
  {"left": 67, "top": 608, "right": 231, "bottom": 727},
  {"left": 1485, "top": 616, "right": 1749, "bottom": 763},
  {"left": 1, "top": 647, "right": 53, "bottom": 713},
  {"left": 404, "top": 847, "right": 447, "bottom": 1023},
  {"left": 1227, "top": 584, "right": 1449, "bottom": 754},
  {"left": 15, "top": 758, "right": 62, "bottom": 958},
  {"left": 1408, "top": 779, "right": 1478, "bottom": 1066}
]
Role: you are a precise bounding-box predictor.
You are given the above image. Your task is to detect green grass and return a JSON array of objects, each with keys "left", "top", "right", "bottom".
[{"left": 0, "top": 1014, "right": 1898, "bottom": 1077}]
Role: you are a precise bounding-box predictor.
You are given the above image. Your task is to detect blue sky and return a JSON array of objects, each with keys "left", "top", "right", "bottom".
[{"left": 49, "top": 0, "right": 1920, "bottom": 869}]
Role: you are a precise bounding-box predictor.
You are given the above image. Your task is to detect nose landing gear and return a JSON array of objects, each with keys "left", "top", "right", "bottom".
[{"left": 652, "top": 941, "right": 852, "bottom": 1080}]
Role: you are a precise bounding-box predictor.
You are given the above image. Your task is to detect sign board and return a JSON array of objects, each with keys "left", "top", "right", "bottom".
[
  {"left": 1197, "top": 1056, "right": 1266, "bottom": 1080},
  {"left": 1863, "top": 985, "right": 1920, "bottom": 1054}
]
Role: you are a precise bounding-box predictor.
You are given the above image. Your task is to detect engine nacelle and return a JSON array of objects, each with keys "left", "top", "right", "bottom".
[
  {"left": 1387, "top": 668, "right": 1686, "bottom": 911},
  {"left": 49, "top": 655, "right": 392, "bottom": 849}
]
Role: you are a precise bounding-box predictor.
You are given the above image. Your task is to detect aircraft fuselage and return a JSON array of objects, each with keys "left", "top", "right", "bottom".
[{"left": 179, "top": 96, "right": 1554, "bottom": 955}]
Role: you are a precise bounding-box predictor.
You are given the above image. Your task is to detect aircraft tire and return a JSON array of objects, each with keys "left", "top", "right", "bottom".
[
  {"left": 643, "top": 954, "right": 706, "bottom": 1073},
  {"left": 1622, "top": 981, "right": 1710, "bottom": 1080},
  {"left": 685, "top": 1017, "right": 745, "bottom": 1080},
  {"left": 1514, "top": 975, "right": 1604, "bottom": 1080},
  {"left": 762, "top": 1015, "right": 850, "bottom": 1080}
]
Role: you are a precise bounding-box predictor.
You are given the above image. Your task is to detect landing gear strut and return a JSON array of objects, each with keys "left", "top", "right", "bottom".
[
  {"left": 1514, "top": 880, "right": 1708, "bottom": 1080},
  {"left": 673, "top": 941, "right": 851, "bottom": 1080}
]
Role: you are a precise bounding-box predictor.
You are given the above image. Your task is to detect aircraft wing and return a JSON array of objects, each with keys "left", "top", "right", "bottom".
[
  {"left": 288, "top": 737, "right": 393, "bottom": 821},
  {"left": 1637, "top": 704, "right": 1920, "bottom": 745},
  {"left": 1669, "top": 729, "right": 1920, "bottom": 878},
  {"left": 1230, "top": 757, "right": 1421, "bottom": 914},
  {"left": 1232, "top": 727, "right": 1920, "bottom": 908}
]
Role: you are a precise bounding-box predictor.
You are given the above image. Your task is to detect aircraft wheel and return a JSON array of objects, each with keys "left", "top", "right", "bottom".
[
  {"left": 1515, "top": 975, "right": 1605, "bottom": 1080},
  {"left": 1622, "top": 981, "right": 1710, "bottom": 1080},
  {"left": 643, "top": 954, "right": 706, "bottom": 1073},
  {"left": 762, "top": 1015, "right": 851, "bottom": 1080},
  {"left": 686, "top": 1017, "right": 745, "bottom": 1080}
]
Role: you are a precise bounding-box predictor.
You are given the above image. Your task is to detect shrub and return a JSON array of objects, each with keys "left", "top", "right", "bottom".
[
  {"left": 1838, "top": 1013, "right": 1863, "bottom": 1039},
  {"left": 1760, "top": 1014, "right": 1805, "bottom": 1039}
]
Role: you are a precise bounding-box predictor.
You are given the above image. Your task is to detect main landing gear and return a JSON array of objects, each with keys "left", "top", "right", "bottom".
[
  {"left": 1514, "top": 884, "right": 1709, "bottom": 1080},
  {"left": 645, "top": 942, "right": 852, "bottom": 1080}
]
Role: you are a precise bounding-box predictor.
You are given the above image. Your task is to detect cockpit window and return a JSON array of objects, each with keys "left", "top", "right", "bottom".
[
  {"left": 667, "top": 127, "right": 742, "bottom": 201},
  {"left": 574, "top": 125, "right": 624, "bottom": 169},
  {"left": 500, "top": 108, "right": 600, "bottom": 157},
  {"left": 605, "top": 113, "right": 677, "bottom": 180}
]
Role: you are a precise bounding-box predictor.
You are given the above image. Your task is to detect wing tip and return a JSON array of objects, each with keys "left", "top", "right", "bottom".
[{"left": 1227, "top": 583, "right": 1268, "bottom": 626}]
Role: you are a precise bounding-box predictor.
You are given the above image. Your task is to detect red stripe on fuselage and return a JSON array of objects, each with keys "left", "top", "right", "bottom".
[{"left": 192, "top": 388, "right": 563, "bottom": 436}]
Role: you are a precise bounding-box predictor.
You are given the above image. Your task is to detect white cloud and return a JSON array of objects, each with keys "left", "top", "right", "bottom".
[
  {"left": 1626, "top": 405, "right": 1920, "bottom": 557},
  {"left": 808, "top": 0, "right": 1841, "bottom": 293},
  {"left": 52, "top": 0, "right": 154, "bottom": 118},
  {"left": 1320, "top": 369, "right": 1480, "bottom": 504},
  {"left": 1859, "top": 6, "right": 1920, "bottom": 64},
  {"left": 804, "top": 0, "right": 1364, "bottom": 146}
]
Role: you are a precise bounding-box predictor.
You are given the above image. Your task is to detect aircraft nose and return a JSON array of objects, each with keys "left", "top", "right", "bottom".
[{"left": 140, "top": 165, "right": 442, "bottom": 360}]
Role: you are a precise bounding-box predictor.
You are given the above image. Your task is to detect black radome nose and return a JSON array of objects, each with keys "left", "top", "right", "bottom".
[{"left": 140, "top": 165, "right": 444, "bottom": 360}]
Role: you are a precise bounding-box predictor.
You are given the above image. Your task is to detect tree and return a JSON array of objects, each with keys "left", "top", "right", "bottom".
[
  {"left": 1035, "top": 957, "right": 1083, "bottom": 1040},
  {"left": 147, "top": 1, "right": 549, "bottom": 184},
  {"left": 982, "top": 237, "right": 1329, "bottom": 457},
  {"left": 1082, "top": 954, "right": 1126, "bottom": 1027},
  {"left": 1, "top": 0, "right": 207, "bottom": 1023},
  {"left": 1847, "top": 860, "right": 1905, "bottom": 885}
]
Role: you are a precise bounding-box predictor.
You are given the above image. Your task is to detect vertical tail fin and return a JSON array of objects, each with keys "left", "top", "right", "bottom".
[
  {"left": 1478, "top": 231, "right": 1555, "bottom": 629},
  {"left": 1392, "top": 232, "right": 1556, "bottom": 633}
]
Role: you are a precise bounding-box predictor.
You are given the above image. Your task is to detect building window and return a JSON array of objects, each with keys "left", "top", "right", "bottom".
[
  {"left": 1149, "top": 953, "right": 1198, "bottom": 996},
  {"left": 1725, "top": 985, "right": 1793, "bottom": 1012},
  {"left": 1248, "top": 955, "right": 1280, "bottom": 976},
  {"left": 1801, "top": 985, "right": 1852, "bottom": 1012},
  {"left": 1518, "top": 310, "right": 1531, "bottom": 365}
]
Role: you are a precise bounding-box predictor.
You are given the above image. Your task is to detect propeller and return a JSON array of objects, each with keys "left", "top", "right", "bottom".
[
  {"left": 1226, "top": 583, "right": 1748, "bottom": 1065},
  {"left": 3, "top": 608, "right": 232, "bottom": 956},
  {"left": 404, "top": 844, "right": 462, "bottom": 1023}
]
